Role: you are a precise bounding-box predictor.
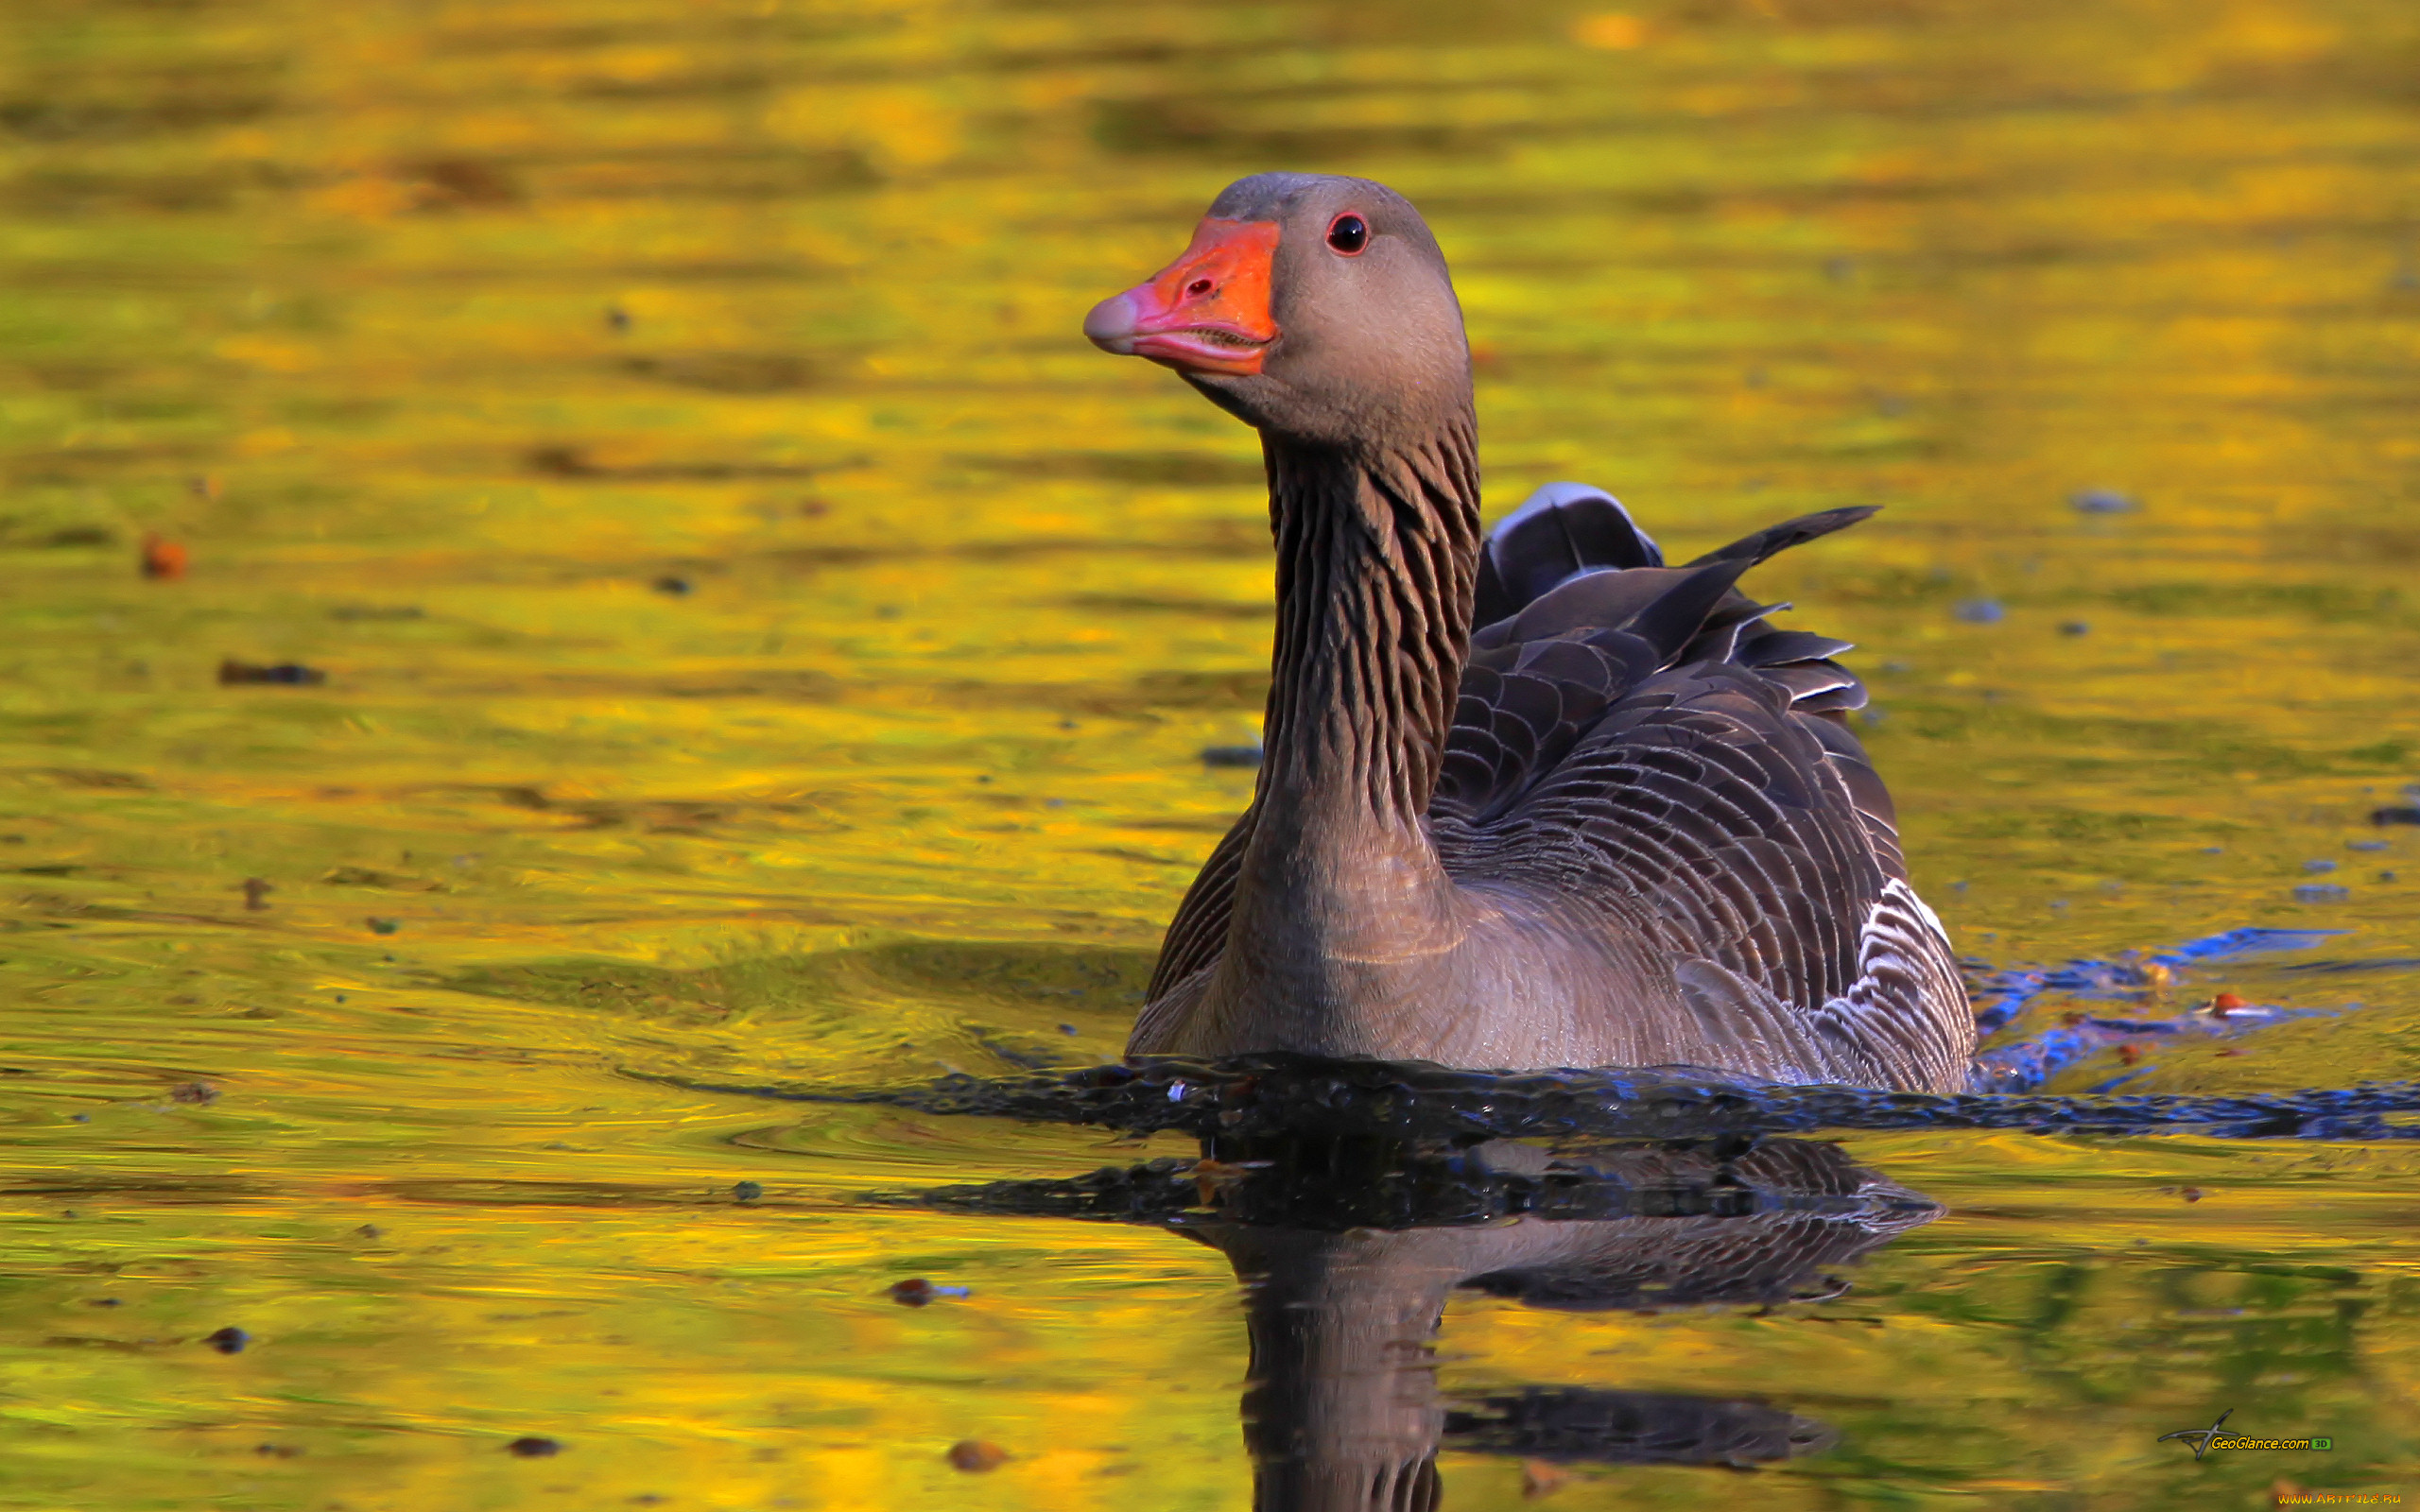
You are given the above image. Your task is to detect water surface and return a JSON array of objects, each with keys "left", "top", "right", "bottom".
[{"left": 3, "top": 0, "right": 2418, "bottom": 1506}]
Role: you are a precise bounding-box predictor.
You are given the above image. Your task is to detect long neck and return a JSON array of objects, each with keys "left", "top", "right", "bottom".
[
  {"left": 1257, "top": 423, "right": 1483, "bottom": 827},
  {"left": 1214, "top": 414, "right": 1483, "bottom": 1042}
]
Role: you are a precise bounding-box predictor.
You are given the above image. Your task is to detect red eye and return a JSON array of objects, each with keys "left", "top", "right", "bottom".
[{"left": 1325, "top": 214, "right": 1369, "bottom": 255}]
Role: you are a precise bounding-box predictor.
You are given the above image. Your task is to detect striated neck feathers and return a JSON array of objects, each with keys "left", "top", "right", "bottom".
[
  {"left": 1202, "top": 405, "right": 1485, "bottom": 1045},
  {"left": 1254, "top": 416, "right": 1483, "bottom": 835}
]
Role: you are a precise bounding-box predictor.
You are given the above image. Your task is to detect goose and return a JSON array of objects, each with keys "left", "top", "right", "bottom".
[{"left": 1084, "top": 173, "right": 1975, "bottom": 1093}]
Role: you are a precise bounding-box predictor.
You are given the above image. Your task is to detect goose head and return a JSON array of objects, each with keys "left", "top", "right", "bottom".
[{"left": 1084, "top": 172, "right": 1472, "bottom": 450}]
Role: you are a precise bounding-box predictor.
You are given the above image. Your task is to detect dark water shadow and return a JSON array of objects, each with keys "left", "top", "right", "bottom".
[
  {"left": 890, "top": 1133, "right": 1926, "bottom": 1508},
  {"left": 662, "top": 1051, "right": 2420, "bottom": 1143}
]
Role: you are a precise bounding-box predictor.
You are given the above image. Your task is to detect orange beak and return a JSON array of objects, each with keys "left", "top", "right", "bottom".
[{"left": 1083, "top": 218, "right": 1280, "bottom": 377}]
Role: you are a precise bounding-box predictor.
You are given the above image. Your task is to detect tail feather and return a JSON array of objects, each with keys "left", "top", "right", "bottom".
[
  {"left": 1476, "top": 485, "right": 1877, "bottom": 638},
  {"left": 1474, "top": 483, "right": 1663, "bottom": 628}
]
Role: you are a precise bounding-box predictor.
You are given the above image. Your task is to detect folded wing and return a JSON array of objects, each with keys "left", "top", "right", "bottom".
[{"left": 1434, "top": 485, "right": 1967, "bottom": 1085}]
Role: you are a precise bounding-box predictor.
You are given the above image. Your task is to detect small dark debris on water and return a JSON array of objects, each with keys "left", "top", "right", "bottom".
[
  {"left": 506, "top": 1436, "right": 562, "bottom": 1458},
  {"left": 218, "top": 660, "right": 325, "bottom": 687},
  {"left": 325, "top": 865, "right": 406, "bottom": 887},
  {"left": 2117, "top": 1043, "right": 2146, "bottom": 1067},
  {"left": 2070, "top": 489, "right": 2137, "bottom": 514},
  {"left": 1059, "top": 1023, "right": 1079, "bottom": 1036},
  {"left": 1952, "top": 598, "right": 2005, "bottom": 625},
  {"left": 651, "top": 575, "right": 692, "bottom": 595},
  {"left": 406, "top": 156, "right": 522, "bottom": 207},
  {"left": 87, "top": 1297, "right": 121, "bottom": 1308},
  {"left": 169, "top": 1082, "right": 217, "bottom": 1105},
  {"left": 241, "top": 878, "right": 273, "bottom": 911},
  {"left": 204, "top": 1327, "right": 249, "bottom": 1354},
  {"left": 2371, "top": 807, "right": 2420, "bottom": 827},
  {"left": 366, "top": 917, "right": 400, "bottom": 936},
  {"left": 254, "top": 1442, "right": 302, "bottom": 1458},
  {"left": 1201, "top": 744, "right": 1262, "bottom": 767},
  {"left": 606, "top": 303, "right": 631, "bottom": 333},
  {"left": 140, "top": 534, "right": 189, "bottom": 580},
  {"left": 354, "top": 1224, "right": 382, "bottom": 1239},
  {"left": 329, "top": 604, "right": 423, "bottom": 622},
  {"left": 946, "top": 1440, "right": 1009, "bottom": 1472},
  {"left": 2180, "top": 1187, "right": 2204, "bottom": 1203},
  {"left": 527, "top": 444, "right": 596, "bottom": 477},
  {"left": 2058, "top": 620, "right": 2090, "bottom": 637},
  {"left": 890, "top": 1278, "right": 972, "bottom": 1307},
  {"left": 732, "top": 1180, "right": 763, "bottom": 1204}
]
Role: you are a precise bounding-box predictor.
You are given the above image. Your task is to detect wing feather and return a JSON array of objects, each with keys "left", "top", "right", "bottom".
[{"left": 1432, "top": 490, "right": 1970, "bottom": 1077}]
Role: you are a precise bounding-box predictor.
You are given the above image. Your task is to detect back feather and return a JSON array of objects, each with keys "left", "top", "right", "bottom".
[{"left": 1436, "top": 489, "right": 1876, "bottom": 825}]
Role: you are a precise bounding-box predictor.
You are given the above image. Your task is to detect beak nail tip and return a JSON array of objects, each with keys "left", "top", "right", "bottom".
[{"left": 1083, "top": 291, "right": 1141, "bottom": 353}]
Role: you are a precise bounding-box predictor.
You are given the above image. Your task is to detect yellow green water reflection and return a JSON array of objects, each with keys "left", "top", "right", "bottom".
[{"left": 3, "top": 0, "right": 2418, "bottom": 1505}]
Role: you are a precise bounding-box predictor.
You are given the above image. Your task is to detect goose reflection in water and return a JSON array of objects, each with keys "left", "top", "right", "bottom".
[{"left": 908, "top": 1131, "right": 1937, "bottom": 1509}]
